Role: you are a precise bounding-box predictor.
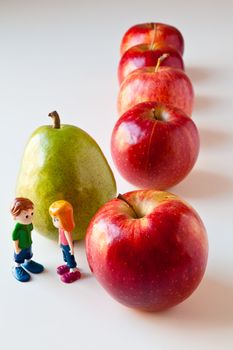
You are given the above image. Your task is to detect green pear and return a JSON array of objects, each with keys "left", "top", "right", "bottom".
[{"left": 16, "top": 111, "right": 117, "bottom": 240}]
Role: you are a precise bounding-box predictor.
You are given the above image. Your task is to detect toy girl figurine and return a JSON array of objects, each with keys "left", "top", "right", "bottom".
[
  {"left": 11, "top": 197, "right": 44, "bottom": 282},
  {"left": 49, "top": 200, "right": 81, "bottom": 283}
]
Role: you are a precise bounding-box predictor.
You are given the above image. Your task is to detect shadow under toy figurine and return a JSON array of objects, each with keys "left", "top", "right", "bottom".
[
  {"left": 11, "top": 197, "right": 44, "bottom": 282},
  {"left": 49, "top": 200, "right": 81, "bottom": 283}
]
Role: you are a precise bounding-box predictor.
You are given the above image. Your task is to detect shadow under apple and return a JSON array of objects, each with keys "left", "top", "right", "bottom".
[
  {"left": 161, "top": 277, "right": 233, "bottom": 328},
  {"left": 193, "top": 94, "right": 221, "bottom": 113},
  {"left": 133, "top": 277, "right": 233, "bottom": 330},
  {"left": 171, "top": 170, "right": 233, "bottom": 199},
  {"left": 186, "top": 66, "right": 214, "bottom": 83},
  {"left": 199, "top": 127, "right": 233, "bottom": 148}
]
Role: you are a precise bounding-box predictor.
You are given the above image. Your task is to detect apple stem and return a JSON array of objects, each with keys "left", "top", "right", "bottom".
[
  {"left": 117, "top": 194, "right": 139, "bottom": 218},
  {"left": 151, "top": 107, "right": 166, "bottom": 121},
  {"left": 155, "top": 53, "right": 170, "bottom": 72},
  {"left": 150, "top": 23, "right": 157, "bottom": 50},
  {"left": 152, "top": 109, "right": 157, "bottom": 119},
  {"left": 48, "top": 111, "right": 61, "bottom": 129},
  {"left": 152, "top": 108, "right": 160, "bottom": 120}
]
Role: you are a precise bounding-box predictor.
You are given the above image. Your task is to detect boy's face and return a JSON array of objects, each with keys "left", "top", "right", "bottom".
[
  {"left": 52, "top": 216, "right": 62, "bottom": 229},
  {"left": 15, "top": 208, "right": 34, "bottom": 225}
]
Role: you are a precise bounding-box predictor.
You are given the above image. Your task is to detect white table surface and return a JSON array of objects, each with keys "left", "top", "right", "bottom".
[{"left": 0, "top": 1, "right": 233, "bottom": 349}]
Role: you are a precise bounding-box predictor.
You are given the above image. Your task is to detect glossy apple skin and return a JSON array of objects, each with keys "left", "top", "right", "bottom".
[
  {"left": 118, "top": 44, "right": 184, "bottom": 84},
  {"left": 111, "top": 102, "right": 199, "bottom": 189},
  {"left": 118, "top": 66, "right": 194, "bottom": 117},
  {"left": 86, "top": 190, "right": 208, "bottom": 311},
  {"left": 120, "top": 23, "right": 184, "bottom": 56}
]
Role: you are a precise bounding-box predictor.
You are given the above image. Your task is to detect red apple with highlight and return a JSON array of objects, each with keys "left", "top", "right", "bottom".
[
  {"left": 118, "top": 44, "right": 184, "bottom": 85},
  {"left": 111, "top": 101, "right": 199, "bottom": 189},
  {"left": 118, "top": 56, "right": 194, "bottom": 117},
  {"left": 86, "top": 190, "right": 208, "bottom": 311},
  {"left": 120, "top": 22, "right": 184, "bottom": 56}
]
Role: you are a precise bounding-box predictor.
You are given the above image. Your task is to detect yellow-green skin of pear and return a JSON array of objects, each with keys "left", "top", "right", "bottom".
[{"left": 16, "top": 124, "right": 117, "bottom": 240}]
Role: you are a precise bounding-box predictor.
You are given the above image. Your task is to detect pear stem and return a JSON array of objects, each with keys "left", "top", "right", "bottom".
[
  {"left": 155, "top": 53, "right": 170, "bottom": 72},
  {"left": 48, "top": 111, "right": 61, "bottom": 129},
  {"left": 117, "top": 193, "right": 139, "bottom": 218}
]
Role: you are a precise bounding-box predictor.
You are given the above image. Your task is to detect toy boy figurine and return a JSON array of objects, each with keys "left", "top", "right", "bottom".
[
  {"left": 49, "top": 200, "right": 81, "bottom": 283},
  {"left": 11, "top": 197, "right": 44, "bottom": 282}
]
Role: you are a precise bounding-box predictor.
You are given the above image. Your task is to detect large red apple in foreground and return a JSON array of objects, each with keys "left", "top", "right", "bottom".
[
  {"left": 86, "top": 190, "right": 208, "bottom": 311},
  {"left": 118, "top": 59, "right": 194, "bottom": 116},
  {"left": 120, "top": 22, "right": 184, "bottom": 56},
  {"left": 112, "top": 102, "right": 199, "bottom": 189},
  {"left": 118, "top": 43, "right": 184, "bottom": 84}
]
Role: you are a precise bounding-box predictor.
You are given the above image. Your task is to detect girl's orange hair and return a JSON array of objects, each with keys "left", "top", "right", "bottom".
[{"left": 49, "top": 200, "right": 75, "bottom": 232}]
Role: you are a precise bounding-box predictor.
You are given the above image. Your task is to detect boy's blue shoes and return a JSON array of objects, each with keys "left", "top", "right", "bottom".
[
  {"left": 13, "top": 266, "right": 30, "bottom": 282},
  {"left": 12, "top": 261, "right": 44, "bottom": 282},
  {"left": 22, "top": 260, "right": 44, "bottom": 274}
]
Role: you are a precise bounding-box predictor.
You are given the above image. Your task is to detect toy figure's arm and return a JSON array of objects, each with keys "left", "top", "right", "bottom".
[
  {"left": 14, "top": 240, "right": 21, "bottom": 254},
  {"left": 58, "top": 232, "right": 61, "bottom": 246},
  {"left": 64, "top": 231, "right": 74, "bottom": 255}
]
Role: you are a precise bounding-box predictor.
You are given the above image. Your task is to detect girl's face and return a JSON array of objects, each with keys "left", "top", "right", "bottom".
[{"left": 52, "top": 216, "right": 62, "bottom": 229}]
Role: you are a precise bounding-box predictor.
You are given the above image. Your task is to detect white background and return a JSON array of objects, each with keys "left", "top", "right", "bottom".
[{"left": 0, "top": 1, "right": 233, "bottom": 349}]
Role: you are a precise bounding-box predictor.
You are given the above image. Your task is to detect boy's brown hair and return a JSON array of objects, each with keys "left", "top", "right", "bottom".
[{"left": 11, "top": 197, "right": 34, "bottom": 217}]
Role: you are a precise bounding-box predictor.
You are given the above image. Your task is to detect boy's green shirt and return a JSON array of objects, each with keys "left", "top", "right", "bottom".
[{"left": 12, "top": 222, "right": 33, "bottom": 249}]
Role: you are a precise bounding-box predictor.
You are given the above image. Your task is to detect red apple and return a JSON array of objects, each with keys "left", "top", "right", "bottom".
[
  {"left": 111, "top": 101, "right": 199, "bottom": 189},
  {"left": 118, "top": 43, "right": 184, "bottom": 85},
  {"left": 86, "top": 190, "right": 208, "bottom": 311},
  {"left": 120, "top": 23, "right": 184, "bottom": 56},
  {"left": 118, "top": 56, "right": 194, "bottom": 117}
]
